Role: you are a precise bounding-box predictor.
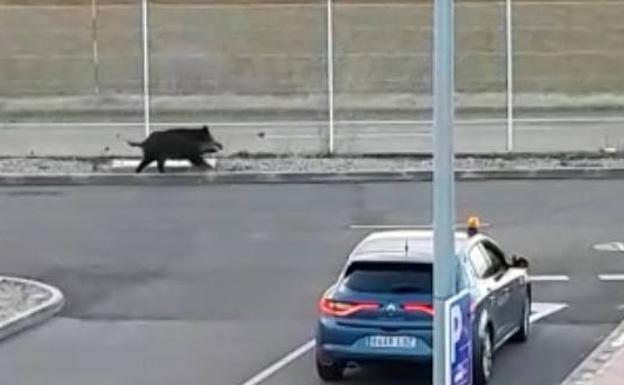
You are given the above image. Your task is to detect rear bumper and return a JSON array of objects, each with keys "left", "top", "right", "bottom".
[
  {"left": 318, "top": 343, "right": 432, "bottom": 363},
  {"left": 316, "top": 317, "right": 433, "bottom": 363}
]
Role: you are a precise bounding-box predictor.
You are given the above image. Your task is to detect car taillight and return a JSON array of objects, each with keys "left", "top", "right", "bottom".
[
  {"left": 319, "top": 298, "right": 379, "bottom": 317},
  {"left": 403, "top": 303, "right": 435, "bottom": 317}
]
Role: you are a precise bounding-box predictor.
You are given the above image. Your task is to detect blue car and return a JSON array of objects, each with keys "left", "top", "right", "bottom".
[{"left": 315, "top": 227, "right": 531, "bottom": 383}]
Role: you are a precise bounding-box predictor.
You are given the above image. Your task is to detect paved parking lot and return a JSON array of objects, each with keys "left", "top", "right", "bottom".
[{"left": 0, "top": 181, "right": 622, "bottom": 385}]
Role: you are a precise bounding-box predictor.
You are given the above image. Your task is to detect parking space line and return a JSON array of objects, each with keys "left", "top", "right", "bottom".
[
  {"left": 598, "top": 274, "right": 624, "bottom": 281},
  {"left": 529, "top": 275, "right": 571, "bottom": 282},
  {"left": 349, "top": 224, "right": 432, "bottom": 230},
  {"left": 530, "top": 302, "right": 568, "bottom": 323},
  {"left": 238, "top": 339, "right": 315, "bottom": 385}
]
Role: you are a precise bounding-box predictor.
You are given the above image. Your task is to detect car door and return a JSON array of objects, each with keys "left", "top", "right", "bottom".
[
  {"left": 482, "top": 240, "right": 527, "bottom": 329},
  {"left": 481, "top": 241, "right": 521, "bottom": 339},
  {"left": 467, "top": 244, "right": 502, "bottom": 338}
]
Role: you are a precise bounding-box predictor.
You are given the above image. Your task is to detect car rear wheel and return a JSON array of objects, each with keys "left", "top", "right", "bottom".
[
  {"left": 315, "top": 354, "right": 344, "bottom": 382},
  {"left": 474, "top": 328, "right": 493, "bottom": 385},
  {"left": 512, "top": 296, "right": 531, "bottom": 343}
]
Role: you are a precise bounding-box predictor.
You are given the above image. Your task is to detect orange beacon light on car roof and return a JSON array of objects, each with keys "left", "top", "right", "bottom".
[{"left": 467, "top": 216, "right": 480, "bottom": 237}]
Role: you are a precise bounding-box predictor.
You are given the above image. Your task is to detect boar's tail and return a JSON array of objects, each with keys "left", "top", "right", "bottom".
[{"left": 127, "top": 140, "right": 144, "bottom": 148}]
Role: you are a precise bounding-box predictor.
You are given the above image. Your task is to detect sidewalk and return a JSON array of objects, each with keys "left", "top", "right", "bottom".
[
  {"left": 561, "top": 320, "right": 624, "bottom": 385},
  {"left": 594, "top": 347, "right": 624, "bottom": 385}
]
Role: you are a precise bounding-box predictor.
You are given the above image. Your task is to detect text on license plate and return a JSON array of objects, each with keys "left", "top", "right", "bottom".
[{"left": 367, "top": 336, "right": 418, "bottom": 349}]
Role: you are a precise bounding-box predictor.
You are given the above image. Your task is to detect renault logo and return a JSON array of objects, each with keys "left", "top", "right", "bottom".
[{"left": 385, "top": 303, "right": 398, "bottom": 314}]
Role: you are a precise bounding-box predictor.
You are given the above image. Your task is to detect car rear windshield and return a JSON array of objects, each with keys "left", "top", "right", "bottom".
[{"left": 343, "top": 262, "right": 432, "bottom": 294}]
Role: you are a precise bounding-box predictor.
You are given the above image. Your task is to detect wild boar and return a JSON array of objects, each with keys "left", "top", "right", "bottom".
[{"left": 128, "top": 125, "right": 223, "bottom": 173}]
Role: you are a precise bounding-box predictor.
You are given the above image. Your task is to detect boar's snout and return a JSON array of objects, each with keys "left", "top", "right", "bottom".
[{"left": 202, "top": 140, "right": 223, "bottom": 153}]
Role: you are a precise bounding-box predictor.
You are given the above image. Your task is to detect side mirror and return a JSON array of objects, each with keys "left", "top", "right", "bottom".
[{"left": 511, "top": 254, "right": 530, "bottom": 269}]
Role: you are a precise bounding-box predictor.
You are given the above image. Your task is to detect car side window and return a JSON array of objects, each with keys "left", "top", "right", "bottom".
[
  {"left": 468, "top": 244, "right": 491, "bottom": 279},
  {"left": 482, "top": 241, "right": 508, "bottom": 276}
]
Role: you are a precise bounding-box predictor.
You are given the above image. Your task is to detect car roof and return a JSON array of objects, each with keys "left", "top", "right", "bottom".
[{"left": 348, "top": 230, "right": 473, "bottom": 264}]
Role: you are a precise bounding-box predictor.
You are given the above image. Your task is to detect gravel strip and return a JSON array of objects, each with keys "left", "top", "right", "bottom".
[
  {"left": 212, "top": 157, "right": 624, "bottom": 173},
  {"left": 0, "top": 159, "right": 95, "bottom": 174},
  {"left": 1, "top": 156, "right": 624, "bottom": 174}
]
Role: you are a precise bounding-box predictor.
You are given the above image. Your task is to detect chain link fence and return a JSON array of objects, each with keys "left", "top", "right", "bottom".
[{"left": 1, "top": 0, "right": 624, "bottom": 156}]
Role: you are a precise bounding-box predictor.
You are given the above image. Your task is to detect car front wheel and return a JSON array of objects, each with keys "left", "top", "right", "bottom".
[{"left": 512, "top": 296, "right": 531, "bottom": 343}]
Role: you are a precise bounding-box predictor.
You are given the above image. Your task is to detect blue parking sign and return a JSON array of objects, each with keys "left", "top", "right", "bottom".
[{"left": 445, "top": 290, "right": 472, "bottom": 385}]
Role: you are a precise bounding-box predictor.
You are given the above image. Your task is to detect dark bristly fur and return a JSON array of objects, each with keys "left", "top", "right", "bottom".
[{"left": 128, "top": 125, "right": 223, "bottom": 173}]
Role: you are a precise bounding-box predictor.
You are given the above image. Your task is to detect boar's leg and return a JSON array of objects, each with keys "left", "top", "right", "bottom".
[
  {"left": 156, "top": 158, "right": 166, "bottom": 173},
  {"left": 136, "top": 158, "right": 154, "bottom": 173},
  {"left": 189, "top": 155, "right": 210, "bottom": 170}
]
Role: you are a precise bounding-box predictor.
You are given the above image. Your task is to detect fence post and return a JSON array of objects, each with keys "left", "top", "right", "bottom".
[
  {"left": 141, "top": 0, "right": 151, "bottom": 137},
  {"left": 327, "top": 0, "right": 335, "bottom": 154},
  {"left": 90, "top": 0, "right": 100, "bottom": 95},
  {"left": 506, "top": 0, "right": 514, "bottom": 151}
]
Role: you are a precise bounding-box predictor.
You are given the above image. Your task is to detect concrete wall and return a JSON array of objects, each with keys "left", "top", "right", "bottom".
[{"left": 1, "top": 1, "right": 624, "bottom": 115}]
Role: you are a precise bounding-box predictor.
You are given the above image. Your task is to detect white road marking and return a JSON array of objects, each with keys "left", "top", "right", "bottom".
[
  {"left": 238, "top": 339, "right": 315, "bottom": 385},
  {"left": 111, "top": 158, "right": 217, "bottom": 169},
  {"left": 266, "top": 132, "right": 433, "bottom": 140},
  {"left": 593, "top": 242, "right": 624, "bottom": 252},
  {"left": 598, "top": 274, "right": 624, "bottom": 281},
  {"left": 530, "top": 302, "right": 568, "bottom": 323},
  {"left": 529, "top": 275, "right": 571, "bottom": 282},
  {"left": 349, "top": 224, "right": 435, "bottom": 230}
]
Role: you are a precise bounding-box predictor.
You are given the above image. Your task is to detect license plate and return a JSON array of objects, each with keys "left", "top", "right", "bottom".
[{"left": 367, "top": 335, "right": 418, "bottom": 349}]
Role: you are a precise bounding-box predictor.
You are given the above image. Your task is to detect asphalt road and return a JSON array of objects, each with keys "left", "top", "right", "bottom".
[
  {"left": 0, "top": 181, "right": 623, "bottom": 385},
  {"left": 1, "top": 116, "right": 624, "bottom": 156}
]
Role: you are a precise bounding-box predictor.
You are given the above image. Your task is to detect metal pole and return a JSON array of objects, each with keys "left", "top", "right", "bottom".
[
  {"left": 432, "top": 0, "right": 456, "bottom": 384},
  {"left": 141, "top": 0, "right": 151, "bottom": 137},
  {"left": 505, "top": 0, "right": 514, "bottom": 151},
  {"left": 326, "top": 0, "right": 335, "bottom": 154},
  {"left": 90, "top": 0, "right": 100, "bottom": 95}
]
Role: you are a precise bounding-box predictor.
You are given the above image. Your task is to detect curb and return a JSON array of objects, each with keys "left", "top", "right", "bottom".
[
  {"left": 0, "top": 276, "right": 65, "bottom": 342},
  {"left": 1, "top": 168, "right": 624, "bottom": 186},
  {"left": 560, "top": 319, "right": 624, "bottom": 385}
]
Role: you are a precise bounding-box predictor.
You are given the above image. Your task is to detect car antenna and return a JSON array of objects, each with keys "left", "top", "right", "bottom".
[{"left": 404, "top": 238, "right": 409, "bottom": 256}]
